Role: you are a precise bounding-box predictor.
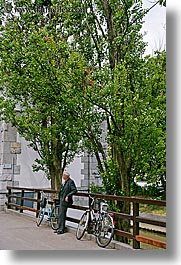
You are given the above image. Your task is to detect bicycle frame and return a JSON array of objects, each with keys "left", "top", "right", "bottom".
[
  {"left": 39, "top": 193, "right": 52, "bottom": 219},
  {"left": 76, "top": 195, "right": 115, "bottom": 247},
  {"left": 36, "top": 192, "right": 60, "bottom": 229}
]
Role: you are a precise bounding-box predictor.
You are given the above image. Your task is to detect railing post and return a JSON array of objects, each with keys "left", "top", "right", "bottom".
[
  {"left": 36, "top": 191, "right": 41, "bottom": 218},
  {"left": 7, "top": 187, "right": 11, "bottom": 209},
  {"left": 20, "top": 189, "right": 24, "bottom": 213},
  {"left": 87, "top": 194, "right": 92, "bottom": 233},
  {"left": 133, "top": 202, "right": 140, "bottom": 249}
]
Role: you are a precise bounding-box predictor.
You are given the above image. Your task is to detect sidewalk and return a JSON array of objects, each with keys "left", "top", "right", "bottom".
[{"left": 0, "top": 211, "right": 131, "bottom": 251}]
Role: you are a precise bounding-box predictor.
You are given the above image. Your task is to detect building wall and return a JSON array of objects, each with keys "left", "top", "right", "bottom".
[
  {"left": 0, "top": 121, "right": 87, "bottom": 210},
  {"left": 0, "top": 121, "right": 105, "bottom": 210},
  {"left": 15, "top": 134, "right": 86, "bottom": 189},
  {"left": 0, "top": 122, "right": 20, "bottom": 210},
  {"left": 16, "top": 134, "right": 50, "bottom": 189}
]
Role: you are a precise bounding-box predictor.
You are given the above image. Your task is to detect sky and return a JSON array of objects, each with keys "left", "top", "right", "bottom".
[{"left": 142, "top": 0, "right": 166, "bottom": 55}]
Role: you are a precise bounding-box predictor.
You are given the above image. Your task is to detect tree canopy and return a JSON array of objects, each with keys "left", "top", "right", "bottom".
[{"left": 0, "top": 0, "right": 166, "bottom": 200}]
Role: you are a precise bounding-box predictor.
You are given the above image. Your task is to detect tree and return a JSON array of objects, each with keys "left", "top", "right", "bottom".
[
  {"left": 0, "top": 5, "right": 88, "bottom": 190},
  {"left": 0, "top": 0, "right": 166, "bottom": 243},
  {"left": 56, "top": 0, "right": 166, "bottom": 241},
  {"left": 132, "top": 51, "right": 166, "bottom": 198},
  {"left": 59, "top": 0, "right": 166, "bottom": 198}
]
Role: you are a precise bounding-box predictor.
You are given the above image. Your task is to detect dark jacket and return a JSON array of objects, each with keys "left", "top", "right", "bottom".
[{"left": 59, "top": 178, "right": 77, "bottom": 206}]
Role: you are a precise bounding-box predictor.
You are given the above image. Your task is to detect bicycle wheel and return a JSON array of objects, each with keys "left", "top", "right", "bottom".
[
  {"left": 36, "top": 208, "right": 44, "bottom": 226},
  {"left": 96, "top": 214, "right": 114, "bottom": 248},
  {"left": 76, "top": 211, "right": 89, "bottom": 240},
  {"left": 50, "top": 205, "right": 59, "bottom": 230}
]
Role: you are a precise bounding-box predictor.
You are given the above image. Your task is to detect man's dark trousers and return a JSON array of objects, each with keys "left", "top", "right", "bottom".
[
  {"left": 57, "top": 177, "right": 77, "bottom": 232},
  {"left": 58, "top": 199, "right": 68, "bottom": 232}
]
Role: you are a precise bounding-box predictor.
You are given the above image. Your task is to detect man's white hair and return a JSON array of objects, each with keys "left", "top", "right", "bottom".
[{"left": 63, "top": 171, "right": 70, "bottom": 177}]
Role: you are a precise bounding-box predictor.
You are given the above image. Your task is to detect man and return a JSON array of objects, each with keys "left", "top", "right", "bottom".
[{"left": 55, "top": 171, "right": 77, "bottom": 235}]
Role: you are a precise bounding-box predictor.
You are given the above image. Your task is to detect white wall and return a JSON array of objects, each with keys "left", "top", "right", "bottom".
[
  {"left": 65, "top": 155, "right": 84, "bottom": 188},
  {"left": 15, "top": 134, "right": 84, "bottom": 189},
  {"left": 15, "top": 135, "right": 50, "bottom": 188}
]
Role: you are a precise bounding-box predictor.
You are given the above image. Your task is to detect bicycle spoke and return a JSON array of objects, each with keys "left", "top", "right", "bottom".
[
  {"left": 76, "top": 212, "right": 89, "bottom": 240},
  {"left": 96, "top": 214, "right": 114, "bottom": 248},
  {"left": 36, "top": 208, "right": 44, "bottom": 226},
  {"left": 50, "top": 205, "right": 59, "bottom": 230}
]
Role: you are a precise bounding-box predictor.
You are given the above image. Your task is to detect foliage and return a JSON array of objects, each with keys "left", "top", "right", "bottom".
[
  {"left": 89, "top": 183, "right": 105, "bottom": 194},
  {"left": 0, "top": 1, "right": 89, "bottom": 189},
  {"left": 131, "top": 51, "right": 166, "bottom": 199},
  {"left": 131, "top": 182, "right": 165, "bottom": 200},
  {"left": 159, "top": 0, "right": 166, "bottom": 7},
  {"left": 0, "top": 0, "right": 166, "bottom": 201}
]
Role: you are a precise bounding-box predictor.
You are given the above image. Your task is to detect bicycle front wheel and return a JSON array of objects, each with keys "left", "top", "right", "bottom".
[
  {"left": 50, "top": 205, "right": 59, "bottom": 230},
  {"left": 96, "top": 214, "right": 114, "bottom": 248},
  {"left": 36, "top": 208, "right": 44, "bottom": 226},
  {"left": 76, "top": 211, "right": 89, "bottom": 240}
]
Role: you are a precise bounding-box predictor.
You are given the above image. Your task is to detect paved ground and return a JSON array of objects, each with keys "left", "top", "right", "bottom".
[{"left": 0, "top": 211, "right": 131, "bottom": 251}]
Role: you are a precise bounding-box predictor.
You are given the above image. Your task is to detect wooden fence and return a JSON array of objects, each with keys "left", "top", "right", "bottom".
[{"left": 6, "top": 186, "right": 166, "bottom": 249}]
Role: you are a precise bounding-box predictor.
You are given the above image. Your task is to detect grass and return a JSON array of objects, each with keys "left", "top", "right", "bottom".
[
  {"left": 139, "top": 204, "right": 166, "bottom": 215},
  {"left": 130, "top": 194, "right": 166, "bottom": 215}
]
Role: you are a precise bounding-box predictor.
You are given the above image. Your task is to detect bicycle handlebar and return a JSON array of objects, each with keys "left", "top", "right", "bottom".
[
  {"left": 88, "top": 195, "right": 108, "bottom": 211},
  {"left": 88, "top": 195, "right": 95, "bottom": 207}
]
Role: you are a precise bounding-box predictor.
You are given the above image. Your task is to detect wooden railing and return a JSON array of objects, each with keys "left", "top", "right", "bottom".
[{"left": 6, "top": 186, "right": 166, "bottom": 249}]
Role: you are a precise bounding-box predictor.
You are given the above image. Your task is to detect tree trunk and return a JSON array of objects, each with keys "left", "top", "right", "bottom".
[
  {"left": 100, "top": 0, "right": 116, "bottom": 69},
  {"left": 49, "top": 139, "right": 63, "bottom": 191},
  {"left": 49, "top": 159, "right": 62, "bottom": 191},
  {"left": 114, "top": 145, "right": 131, "bottom": 243}
]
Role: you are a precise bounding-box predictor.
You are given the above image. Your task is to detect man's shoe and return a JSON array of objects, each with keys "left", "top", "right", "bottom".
[
  {"left": 57, "top": 230, "right": 64, "bottom": 235},
  {"left": 54, "top": 230, "right": 58, "bottom": 233}
]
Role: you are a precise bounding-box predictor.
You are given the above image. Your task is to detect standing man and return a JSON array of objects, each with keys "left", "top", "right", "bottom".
[{"left": 55, "top": 171, "right": 77, "bottom": 235}]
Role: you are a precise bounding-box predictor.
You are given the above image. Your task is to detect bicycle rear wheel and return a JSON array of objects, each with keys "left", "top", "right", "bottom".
[
  {"left": 96, "top": 214, "right": 114, "bottom": 248},
  {"left": 36, "top": 208, "right": 44, "bottom": 226},
  {"left": 76, "top": 211, "right": 89, "bottom": 240},
  {"left": 50, "top": 205, "right": 60, "bottom": 230}
]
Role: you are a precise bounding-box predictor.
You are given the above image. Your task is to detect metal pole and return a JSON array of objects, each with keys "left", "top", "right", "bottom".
[
  {"left": 12, "top": 156, "right": 14, "bottom": 185},
  {"left": 87, "top": 151, "right": 90, "bottom": 193}
]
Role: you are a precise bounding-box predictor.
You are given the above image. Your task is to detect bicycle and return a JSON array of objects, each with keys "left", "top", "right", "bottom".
[
  {"left": 76, "top": 195, "right": 114, "bottom": 248},
  {"left": 36, "top": 191, "right": 60, "bottom": 230}
]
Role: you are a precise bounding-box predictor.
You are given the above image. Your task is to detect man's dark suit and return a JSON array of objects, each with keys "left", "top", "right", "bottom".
[{"left": 57, "top": 178, "right": 77, "bottom": 233}]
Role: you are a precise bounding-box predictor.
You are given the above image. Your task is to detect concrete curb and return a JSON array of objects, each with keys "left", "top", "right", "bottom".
[{"left": 66, "top": 225, "right": 134, "bottom": 250}]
